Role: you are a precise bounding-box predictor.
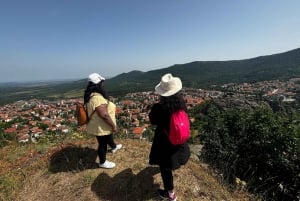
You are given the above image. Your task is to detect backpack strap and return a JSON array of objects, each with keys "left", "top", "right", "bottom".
[
  {"left": 85, "top": 103, "right": 96, "bottom": 123},
  {"left": 88, "top": 109, "right": 96, "bottom": 121},
  {"left": 85, "top": 94, "right": 96, "bottom": 123}
]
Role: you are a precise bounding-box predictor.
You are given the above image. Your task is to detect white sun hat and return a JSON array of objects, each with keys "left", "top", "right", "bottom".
[
  {"left": 88, "top": 73, "right": 105, "bottom": 84},
  {"left": 155, "top": 73, "right": 182, "bottom": 97}
]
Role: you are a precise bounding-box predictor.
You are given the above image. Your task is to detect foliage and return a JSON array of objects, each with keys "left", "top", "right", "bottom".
[
  {"left": 37, "top": 123, "right": 49, "bottom": 131},
  {"left": 195, "top": 102, "right": 300, "bottom": 201},
  {"left": 143, "top": 127, "right": 155, "bottom": 142},
  {"left": 0, "top": 131, "right": 17, "bottom": 148}
]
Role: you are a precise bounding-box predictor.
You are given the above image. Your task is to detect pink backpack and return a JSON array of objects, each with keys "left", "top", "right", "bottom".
[{"left": 169, "top": 110, "right": 190, "bottom": 145}]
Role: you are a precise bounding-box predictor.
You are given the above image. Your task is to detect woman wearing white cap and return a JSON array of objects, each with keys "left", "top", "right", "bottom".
[
  {"left": 149, "top": 73, "right": 190, "bottom": 201},
  {"left": 84, "top": 73, "right": 122, "bottom": 169}
]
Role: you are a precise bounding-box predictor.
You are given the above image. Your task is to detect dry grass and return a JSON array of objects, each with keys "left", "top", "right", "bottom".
[{"left": 0, "top": 138, "right": 251, "bottom": 201}]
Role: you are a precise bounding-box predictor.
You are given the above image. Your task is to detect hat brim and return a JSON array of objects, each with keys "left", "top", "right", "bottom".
[{"left": 155, "top": 77, "right": 182, "bottom": 96}]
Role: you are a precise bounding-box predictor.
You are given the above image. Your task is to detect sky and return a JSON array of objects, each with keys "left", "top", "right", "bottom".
[{"left": 0, "top": 0, "right": 300, "bottom": 83}]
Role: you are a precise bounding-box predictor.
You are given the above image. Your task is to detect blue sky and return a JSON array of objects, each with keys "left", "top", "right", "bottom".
[{"left": 0, "top": 0, "right": 300, "bottom": 82}]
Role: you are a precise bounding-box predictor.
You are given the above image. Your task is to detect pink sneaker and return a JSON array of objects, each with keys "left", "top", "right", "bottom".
[{"left": 158, "top": 189, "right": 177, "bottom": 201}]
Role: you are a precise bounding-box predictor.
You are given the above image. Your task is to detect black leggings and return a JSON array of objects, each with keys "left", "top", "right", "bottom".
[
  {"left": 160, "top": 166, "right": 174, "bottom": 191},
  {"left": 96, "top": 134, "right": 116, "bottom": 164}
]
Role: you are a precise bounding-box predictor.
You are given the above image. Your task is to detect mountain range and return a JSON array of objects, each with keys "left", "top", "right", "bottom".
[
  {"left": 77, "top": 47, "right": 300, "bottom": 95},
  {"left": 1, "top": 47, "right": 300, "bottom": 104}
]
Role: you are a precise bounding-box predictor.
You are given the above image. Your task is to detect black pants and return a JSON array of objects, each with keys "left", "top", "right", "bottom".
[
  {"left": 96, "top": 134, "right": 116, "bottom": 164},
  {"left": 160, "top": 166, "right": 174, "bottom": 191}
]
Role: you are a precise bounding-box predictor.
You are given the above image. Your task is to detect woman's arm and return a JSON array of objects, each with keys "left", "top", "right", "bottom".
[{"left": 96, "top": 104, "right": 117, "bottom": 133}]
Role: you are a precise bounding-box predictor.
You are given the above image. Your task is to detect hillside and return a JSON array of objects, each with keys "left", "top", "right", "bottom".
[
  {"left": 1, "top": 47, "right": 300, "bottom": 104},
  {"left": 105, "top": 47, "right": 300, "bottom": 93},
  {"left": 0, "top": 138, "right": 250, "bottom": 201}
]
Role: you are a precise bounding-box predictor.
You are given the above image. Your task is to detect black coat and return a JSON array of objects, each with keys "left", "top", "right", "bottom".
[{"left": 149, "top": 103, "right": 190, "bottom": 170}]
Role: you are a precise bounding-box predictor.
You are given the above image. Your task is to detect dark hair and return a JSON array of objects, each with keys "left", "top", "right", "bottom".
[
  {"left": 84, "top": 81, "right": 108, "bottom": 104},
  {"left": 159, "top": 92, "right": 187, "bottom": 113}
]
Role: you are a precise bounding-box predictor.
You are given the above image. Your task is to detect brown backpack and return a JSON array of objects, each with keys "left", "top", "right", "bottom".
[{"left": 75, "top": 102, "right": 96, "bottom": 126}]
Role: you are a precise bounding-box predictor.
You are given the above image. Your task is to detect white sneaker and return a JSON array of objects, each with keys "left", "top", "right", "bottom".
[
  {"left": 111, "top": 144, "right": 122, "bottom": 153},
  {"left": 99, "top": 160, "right": 115, "bottom": 169}
]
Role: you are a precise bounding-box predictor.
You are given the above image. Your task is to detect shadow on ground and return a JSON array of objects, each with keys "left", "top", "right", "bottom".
[
  {"left": 48, "top": 146, "right": 98, "bottom": 173},
  {"left": 91, "top": 166, "right": 161, "bottom": 201}
]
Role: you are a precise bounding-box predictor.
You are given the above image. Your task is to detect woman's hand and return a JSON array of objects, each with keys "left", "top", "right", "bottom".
[{"left": 112, "top": 126, "right": 118, "bottom": 133}]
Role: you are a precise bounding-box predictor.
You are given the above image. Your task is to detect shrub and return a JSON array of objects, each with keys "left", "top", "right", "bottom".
[{"left": 198, "top": 103, "right": 300, "bottom": 200}]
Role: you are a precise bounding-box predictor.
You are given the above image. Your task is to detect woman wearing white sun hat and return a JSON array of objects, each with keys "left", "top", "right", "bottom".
[
  {"left": 149, "top": 73, "right": 190, "bottom": 201},
  {"left": 84, "top": 73, "right": 122, "bottom": 169}
]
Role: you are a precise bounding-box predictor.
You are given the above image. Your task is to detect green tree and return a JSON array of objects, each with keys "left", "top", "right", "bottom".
[{"left": 38, "top": 123, "right": 49, "bottom": 131}]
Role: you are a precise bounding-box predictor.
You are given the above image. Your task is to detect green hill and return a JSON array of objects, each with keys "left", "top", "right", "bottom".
[
  {"left": 104, "top": 47, "right": 300, "bottom": 93},
  {"left": 1, "top": 47, "right": 300, "bottom": 104}
]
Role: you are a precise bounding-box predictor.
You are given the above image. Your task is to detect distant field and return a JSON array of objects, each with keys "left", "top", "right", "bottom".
[
  {"left": 0, "top": 81, "right": 85, "bottom": 105},
  {"left": 49, "top": 89, "right": 84, "bottom": 99}
]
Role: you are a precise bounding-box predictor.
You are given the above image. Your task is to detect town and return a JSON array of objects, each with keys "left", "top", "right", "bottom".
[{"left": 1, "top": 78, "right": 299, "bottom": 143}]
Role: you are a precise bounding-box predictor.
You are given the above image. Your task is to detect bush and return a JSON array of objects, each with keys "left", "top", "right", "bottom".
[
  {"left": 0, "top": 132, "right": 17, "bottom": 148},
  {"left": 198, "top": 103, "right": 300, "bottom": 200}
]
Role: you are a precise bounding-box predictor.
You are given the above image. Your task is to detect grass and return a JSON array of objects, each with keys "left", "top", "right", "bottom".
[
  {"left": 0, "top": 172, "right": 21, "bottom": 200},
  {"left": 0, "top": 143, "right": 35, "bottom": 201},
  {"left": 0, "top": 136, "right": 251, "bottom": 201}
]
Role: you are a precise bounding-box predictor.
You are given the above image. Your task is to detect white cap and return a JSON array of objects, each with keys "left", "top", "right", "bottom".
[{"left": 88, "top": 73, "right": 105, "bottom": 84}]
